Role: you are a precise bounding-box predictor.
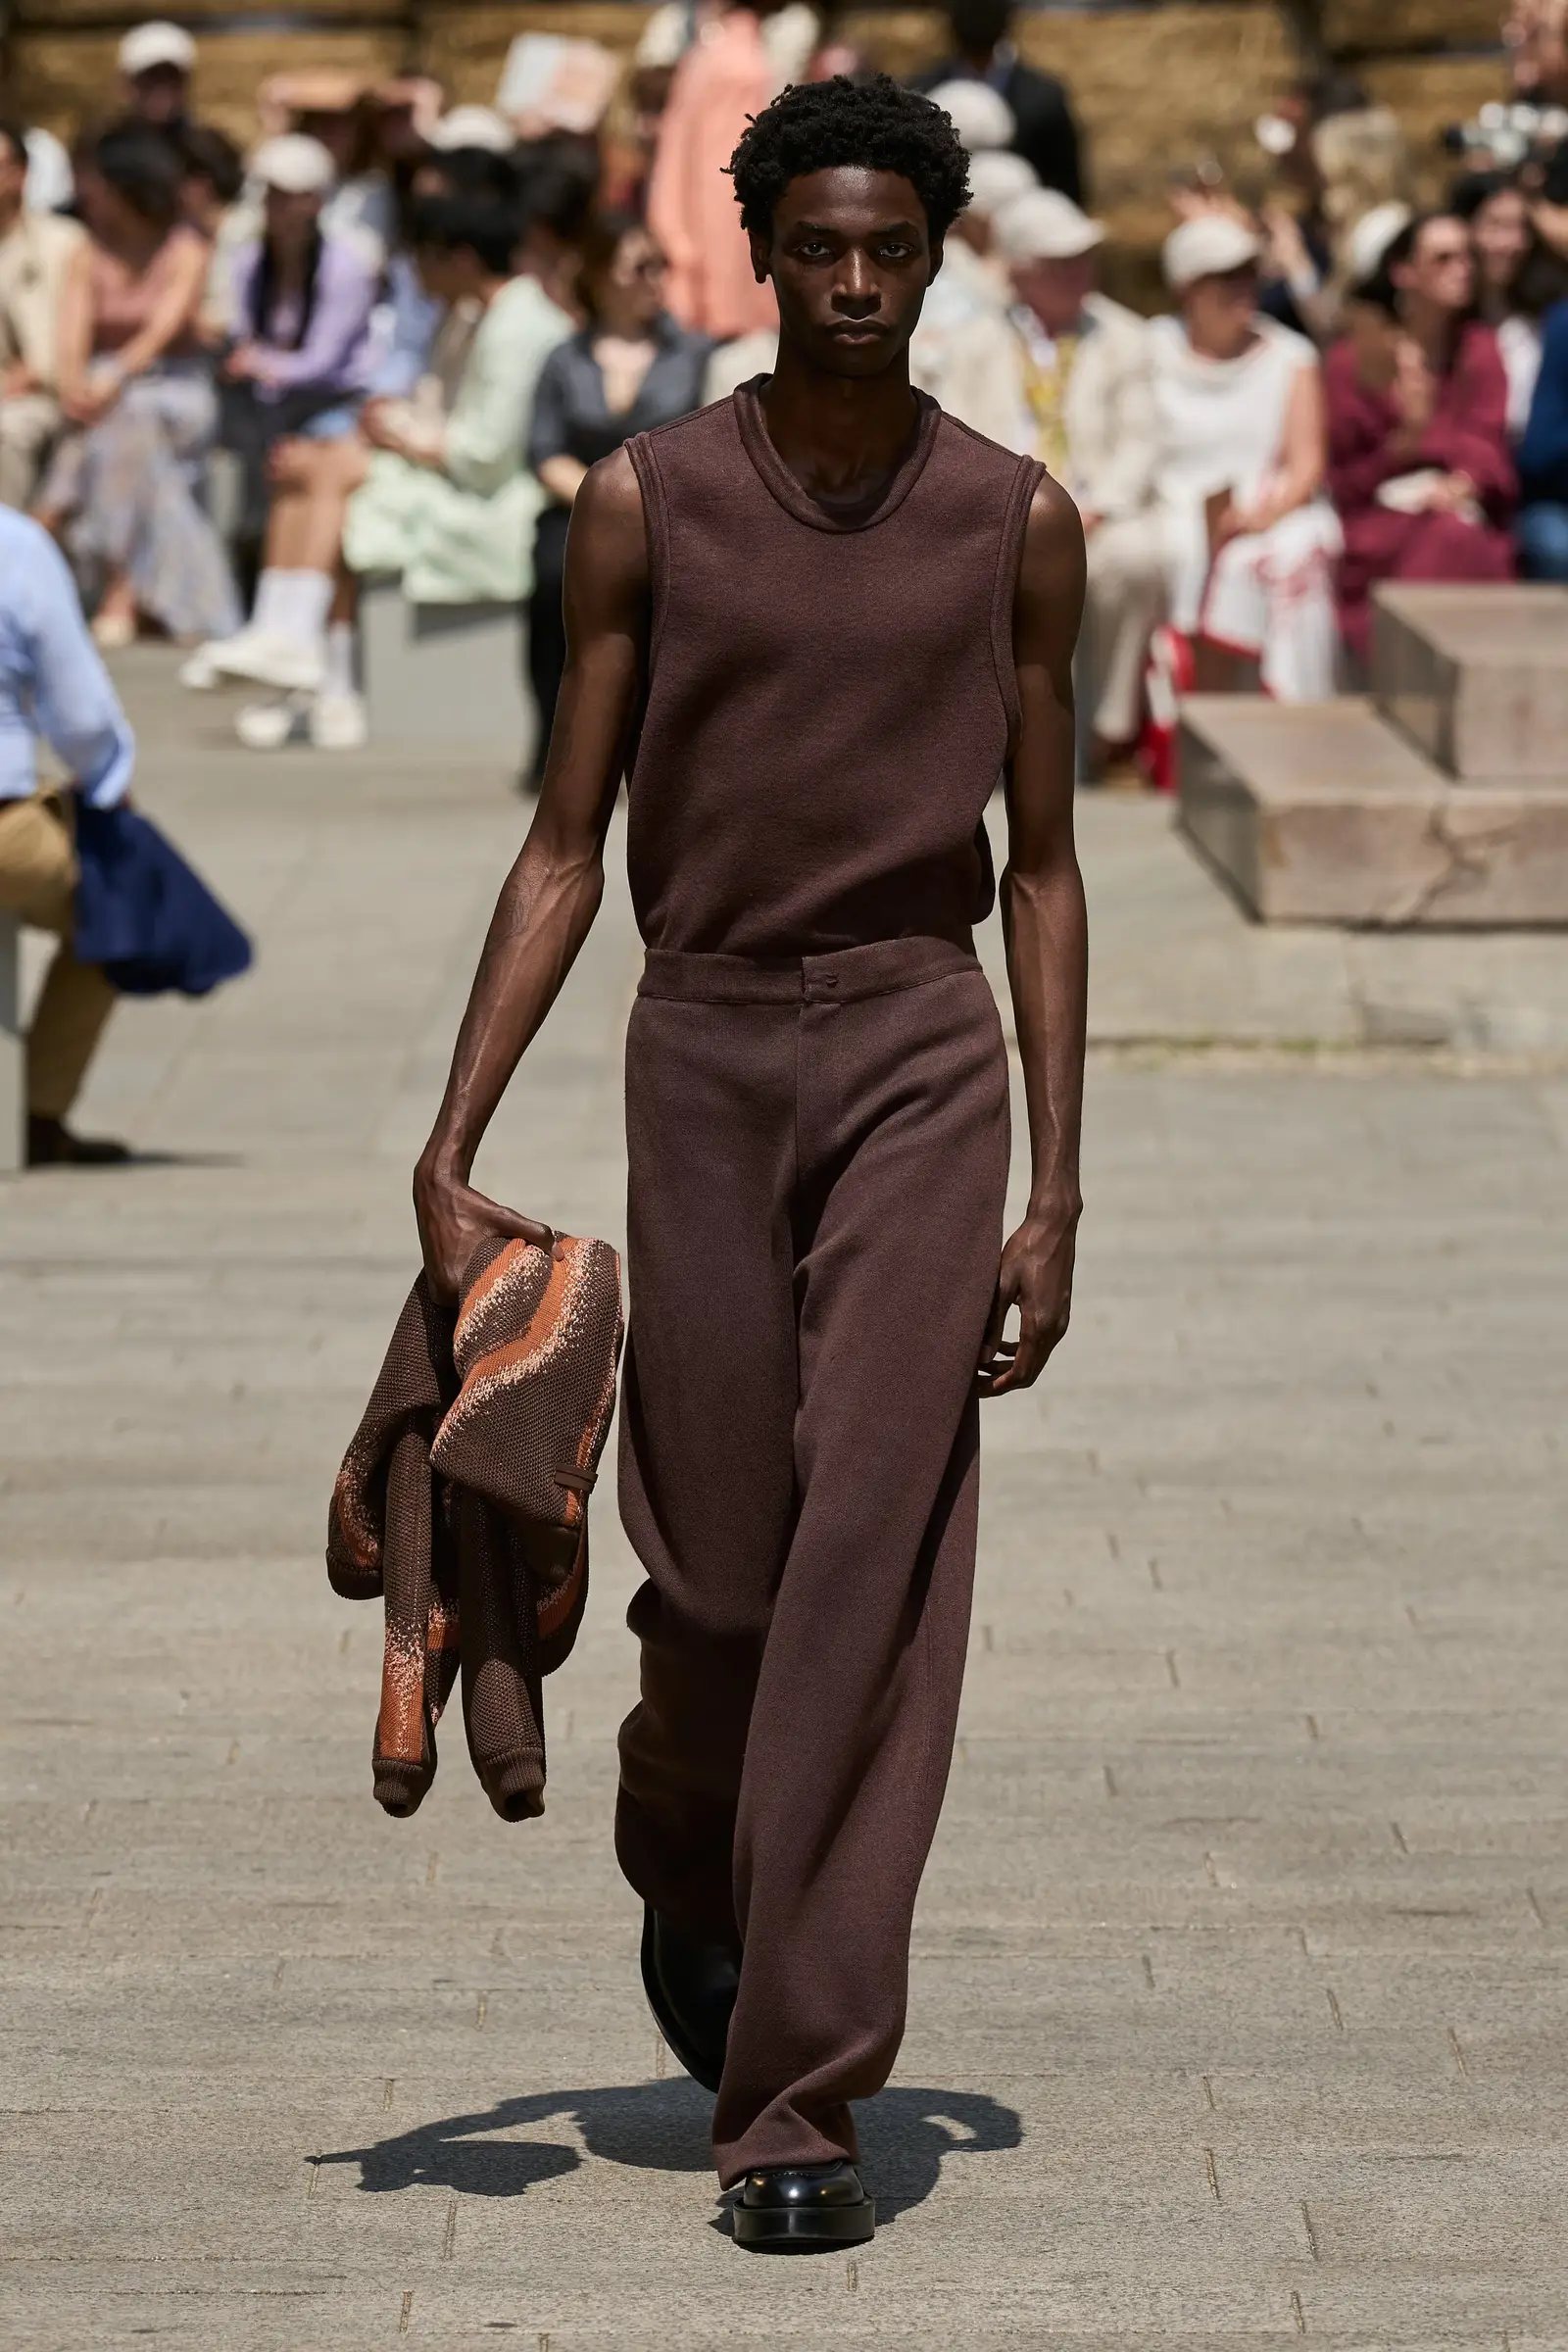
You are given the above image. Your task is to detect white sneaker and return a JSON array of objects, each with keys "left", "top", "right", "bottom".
[
  {"left": 308, "top": 689, "right": 368, "bottom": 751},
  {"left": 208, "top": 625, "right": 324, "bottom": 694},
  {"left": 178, "top": 643, "right": 222, "bottom": 690},
  {"left": 235, "top": 694, "right": 309, "bottom": 751}
]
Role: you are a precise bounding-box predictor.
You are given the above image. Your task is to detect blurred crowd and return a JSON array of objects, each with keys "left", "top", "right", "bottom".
[{"left": 3, "top": 2, "right": 1568, "bottom": 780}]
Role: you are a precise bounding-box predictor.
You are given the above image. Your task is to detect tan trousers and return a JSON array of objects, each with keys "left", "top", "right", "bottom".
[
  {"left": 0, "top": 794, "right": 115, "bottom": 1119},
  {"left": 1084, "top": 513, "right": 1169, "bottom": 746},
  {"left": 0, "top": 391, "right": 63, "bottom": 512}
]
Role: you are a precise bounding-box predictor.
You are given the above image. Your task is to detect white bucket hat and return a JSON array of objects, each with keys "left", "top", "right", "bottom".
[
  {"left": 994, "top": 187, "right": 1105, "bottom": 264},
  {"left": 928, "top": 79, "right": 1016, "bottom": 156},
  {"left": 119, "top": 21, "right": 196, "bottom": 78},
  {"left": 251, "top": 134, "right": 336, "bottom": 197},
  {"left": 1163, "top": 213, "right": 1263, "bottom": 290},
  {"left": 964, "top": 150, "right": 1038, "bottom": 222},
  {"left": 428, "top": 106, "right": 514, "bottom": 155}
]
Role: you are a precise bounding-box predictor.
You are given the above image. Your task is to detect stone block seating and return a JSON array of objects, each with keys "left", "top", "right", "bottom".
[
  {"left": 0, "top": 911, "right": 22, "bottom": 1173},
  {"left": 1179, "top": 583, "right": 1568, "bottom": 926},
  {"left": 360, "top": 580, "right": 536, "bottom": 761}
]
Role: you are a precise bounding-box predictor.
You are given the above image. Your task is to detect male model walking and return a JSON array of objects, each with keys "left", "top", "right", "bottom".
[{"left": 415, "top": 74, "right": 1087, "bottom": 2249}]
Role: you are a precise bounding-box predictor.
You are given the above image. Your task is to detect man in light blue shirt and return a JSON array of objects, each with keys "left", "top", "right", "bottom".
[{"left": 0, "top": 506, "right": 135, "bottom": 1162}]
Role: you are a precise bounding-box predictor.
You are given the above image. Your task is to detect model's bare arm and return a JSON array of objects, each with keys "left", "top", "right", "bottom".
[
  {"left": 413, "top": 447, "right": 649, "bottom": 1298},
  {"left": 979, "top": 476, "right": 1089, "bottom": 1398}
]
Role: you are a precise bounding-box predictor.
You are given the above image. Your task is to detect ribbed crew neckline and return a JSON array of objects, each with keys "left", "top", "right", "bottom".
[{"left": 733, "top": 377, "right": 941, "bottom": 534}]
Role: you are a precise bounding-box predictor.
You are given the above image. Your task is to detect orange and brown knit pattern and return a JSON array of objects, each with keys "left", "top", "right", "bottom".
[
  {"left": 432, "top": 1234, "right": 624, "bottom": 1574},
  {"left": 326, "top": 1230, "right": 623, "bottom": 1822}
]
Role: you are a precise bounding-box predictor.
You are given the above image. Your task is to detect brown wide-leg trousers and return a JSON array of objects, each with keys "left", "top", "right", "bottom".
[{"left": 615, "top": 936, "right": 1010, "bottom": 2187}]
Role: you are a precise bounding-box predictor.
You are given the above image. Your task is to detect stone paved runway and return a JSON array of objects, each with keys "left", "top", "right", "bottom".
[{"left": 4, "top": 654, "right": 1567, "bottom": 2349}]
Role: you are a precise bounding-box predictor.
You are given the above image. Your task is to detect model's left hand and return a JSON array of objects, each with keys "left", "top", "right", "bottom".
[{"left": 978, "top": 1208, "right": 1077, "bottom": 1396}]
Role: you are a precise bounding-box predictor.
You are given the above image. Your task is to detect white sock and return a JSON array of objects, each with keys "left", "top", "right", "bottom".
[
  {"left": 250, "top": 567, "right": 290, "bottom": 634},
  {"left": 273, "top": 569, "right": 335, "bottom": 651},
  {"left": 322, "top": 620, "right": 357, "bottom": 700}
]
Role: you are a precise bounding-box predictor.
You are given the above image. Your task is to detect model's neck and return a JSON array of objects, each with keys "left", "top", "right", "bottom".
[
  {"left": 760, "top": 341, "right": 919, "bottom": 508},
  {"left": 0, "top": 193, "right": 22, "bottom": 242}
]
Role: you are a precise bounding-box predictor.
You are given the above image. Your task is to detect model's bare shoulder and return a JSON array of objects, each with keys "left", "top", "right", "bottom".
[
  {"left": 571, "top": 447, "right": 649, "bottom": 574},
  {"left": 1018, "top": 474, "right": 1087, "bottom": 595},
  {"left": 1014, "top": 474, "right": 1087, "bottom": 668},
  {"left": 562, "top": 446, "right": 651, "bottom": 637}
]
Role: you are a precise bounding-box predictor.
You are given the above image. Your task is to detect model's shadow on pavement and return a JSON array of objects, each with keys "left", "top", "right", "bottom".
[{"left": 318, "top": 2082, "right": 1019, "bottom": 2225}]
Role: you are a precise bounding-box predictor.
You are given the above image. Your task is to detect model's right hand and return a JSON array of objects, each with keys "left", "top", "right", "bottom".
[{"left": 413, "top": 1148, "right": 556, "bottom": 1303}]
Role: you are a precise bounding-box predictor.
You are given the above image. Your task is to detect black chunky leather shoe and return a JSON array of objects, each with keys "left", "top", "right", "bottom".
[
  {"left": 732, "top": 2160, "right": 875, "bottom": 2250},
  {"left": 640, "top": 1905, "right": 739, "bottom": 2094}
]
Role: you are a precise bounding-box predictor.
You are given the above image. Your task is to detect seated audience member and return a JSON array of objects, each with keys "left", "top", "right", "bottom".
[
  {"left": 0, "top": 121, "right": 85, "bottom": 510},
  {"left": 260, "top": 73, "right": 394, "bottom": 270},
  {"left": 33, "top": 124, "right": 238, "bottom": 650},
  {"left": 1452, "top": 170, "right": 1563, "bottom": 437},
  {"left": 217, "top": 136, "right": 377, "bottom": 545},
  {"left": 941, "top": 188, "right": 1159, "bottom": 766},
  {"left": 526, "top": 213, "right": 710, "bottom": 785},
  {"left": 910, "top": 89, "right": 1036, "bottom": 405},
  {"left": 1326, "top": 213, "right": 1516, "bottom": 666},
  {"left": 1152, "top": 215, "right": 1341, "bottom": 702},
  {"left": 911, "top": 0, "right": 1083, "bottom": 204},
  {"left": 1518, "top": 295, "right": 1568, "bottom": 577},
  {"left": 197, "top": 193, "right": 571, "bottom": 751},
  {"left": 118, "top": 20, "right": 198, "bottom": 135},
  {"left": 370, "top": 133, "right": 521, "bottom": 405}
]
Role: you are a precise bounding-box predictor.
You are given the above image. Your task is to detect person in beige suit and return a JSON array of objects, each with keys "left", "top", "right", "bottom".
[
  {"left": 941, "top": 186, "right": 1161, "bottom": 771},
  {"left": 0, "top": 122, "right": 86, "bottom": 511}
]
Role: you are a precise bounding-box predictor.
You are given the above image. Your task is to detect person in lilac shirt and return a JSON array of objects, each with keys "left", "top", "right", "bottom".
[{"left": 218, "top": 133, "right": 377, "bottom": 545}]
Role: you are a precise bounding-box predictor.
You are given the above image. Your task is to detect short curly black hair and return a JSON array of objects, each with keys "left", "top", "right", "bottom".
[{"left": 727, "top": 74, "right": 970, "bottom": 243}]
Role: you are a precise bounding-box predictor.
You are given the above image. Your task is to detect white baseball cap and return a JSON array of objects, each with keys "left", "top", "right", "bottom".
[
  {"left": 994, "top": 187, "right": 1104, "bottom": 264},
  {"left": 427, "top": 106, "right": 514, "bottom": 155},
  {"left": 251, "top": 134, "right": 336, "bottom": 196},
  {"left": 964, "top": 150, "right": 1038, "bottom": 221},
  {"left": 928, "top": 79, "right": 1016, "bottom": 156},
  {"left": 119, "top": 21, "right": 196, "bottom": 78},
  {"left": 1163, "top": 213, "right": 1262, "bottom": 290}
]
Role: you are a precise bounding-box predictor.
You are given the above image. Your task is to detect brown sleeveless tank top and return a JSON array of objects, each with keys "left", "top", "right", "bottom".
[{"left": 624, "top": 381, "right": 1042, "bottom": 958}]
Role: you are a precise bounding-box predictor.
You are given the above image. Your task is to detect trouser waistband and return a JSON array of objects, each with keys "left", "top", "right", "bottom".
[{"left": 637, "top": 936, "right": 980, "bottom": 1006}]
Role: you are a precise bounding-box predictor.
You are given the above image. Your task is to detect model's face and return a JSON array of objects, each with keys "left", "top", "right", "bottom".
[
  {"left": 1473, "top": 188, "right": 1529, "bottom": 291},
  {"left": 753, "top": 167, "right": 937, "bottom": 379}
]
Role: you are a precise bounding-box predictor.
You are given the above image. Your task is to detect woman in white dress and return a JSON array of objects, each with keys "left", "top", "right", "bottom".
[{"left": 1151, "top": 213, "right": 1342, "bottom": 701}]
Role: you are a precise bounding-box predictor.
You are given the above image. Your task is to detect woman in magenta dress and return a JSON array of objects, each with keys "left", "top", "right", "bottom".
[{"left": 1326, "top": 211, "right": 1516, "bottom": 666}]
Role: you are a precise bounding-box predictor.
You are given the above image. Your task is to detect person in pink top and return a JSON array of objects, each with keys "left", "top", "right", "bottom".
[
  {"left": 648, "top": 2, "right": 781, "bottom": 343},
  {"left": 1326, "top": 210, "right": 1516, "bottom": 664},
  {"left": 34, "top": 122, "right": 238, "bottom": 648}
]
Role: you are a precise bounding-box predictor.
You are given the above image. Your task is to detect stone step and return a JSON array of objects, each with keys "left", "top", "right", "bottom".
[
  {"left": 1371, "top": 582, "right": 1568, "bottom": 781},
  {"left": 1178, "top": 694, "right": 1568, "bottom": 927}
]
